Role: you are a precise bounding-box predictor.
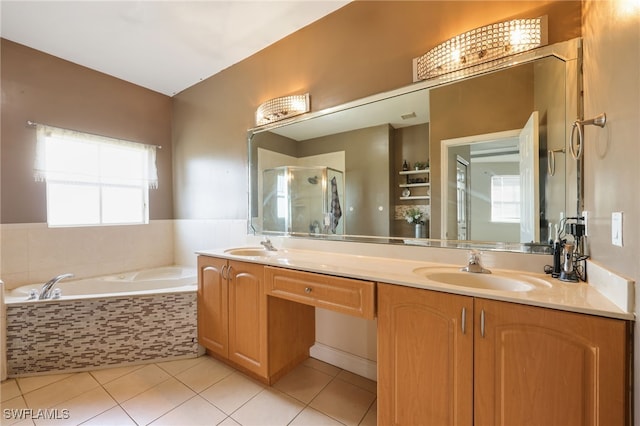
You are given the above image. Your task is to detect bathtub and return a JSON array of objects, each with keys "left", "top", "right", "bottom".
[
  {"left": 6, "top": 266, "right": 197, "bottom": 302},
  {"left": 4, "top": 266, "right": 200, "bottom": 377}
]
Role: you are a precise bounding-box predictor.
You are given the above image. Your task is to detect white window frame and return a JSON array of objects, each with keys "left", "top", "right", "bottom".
[
  {"left": 491, "top": 175, "right": 520, "bottom": 224},
  {"left": 34, "top": 124, "right": 158, "bottom": 228}
]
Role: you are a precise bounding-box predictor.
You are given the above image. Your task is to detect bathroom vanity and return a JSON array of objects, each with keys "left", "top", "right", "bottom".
[{"left": 197, "top": 247, "right": 632, "bottom": 425}]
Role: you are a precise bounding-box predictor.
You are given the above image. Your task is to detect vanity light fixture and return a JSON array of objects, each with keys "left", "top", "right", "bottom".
[
  {"left": 256, "top": 93, "right": 310, "bottom": 126},
  {"left": 413, "top": 16, "right": 548, "bottom": 81}
]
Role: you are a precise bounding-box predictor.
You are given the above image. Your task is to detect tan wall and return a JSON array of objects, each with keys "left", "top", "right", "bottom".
[
  {"left": 0, "top": 39, "right": 174, "bottom": 223},
  {"left": 172, "top": 0, "right": 582, "bottom": 222},
  {"left": 582, "top": 0, "right": 640, "bottom": 415}
]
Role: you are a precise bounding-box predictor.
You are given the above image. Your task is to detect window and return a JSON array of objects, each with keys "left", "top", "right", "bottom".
[
  {"left": 34, "top": 125, "right": 158, "bottom": 227},
  {"left": 276, "top": 173, "right": 288, "bottom": 220},
  {"left": 491, "top": 175, "right": 520, "bottom": 223}
]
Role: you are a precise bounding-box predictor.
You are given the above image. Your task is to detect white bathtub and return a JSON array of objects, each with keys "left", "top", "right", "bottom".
[
  {"left": 5, "top": 265, "right": 197, "bottom": 303},
  {"left": 4, "top": 265, "right": 199, "bottom": 376}
]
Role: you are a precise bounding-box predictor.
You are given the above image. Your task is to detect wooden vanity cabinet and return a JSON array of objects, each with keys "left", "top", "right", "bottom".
[
  {"left": 378, "top": 283, "right": 474, "bottom": 426},
  {"left": 198, "top": 256, "right": 267, "bottom": 377},
  {"left": 197, "top": 256, "right": 315, "bottom": 384},
  {"left": 378, "top": 283, "right": 631, "bottom": 426},
  {"left": 474, "top": 298, "right": 630, "bottom": 426}
]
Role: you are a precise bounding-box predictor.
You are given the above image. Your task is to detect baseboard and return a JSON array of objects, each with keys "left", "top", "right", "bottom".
[{"left": 310, "top": 342, "right": 377, "bottom": 381}]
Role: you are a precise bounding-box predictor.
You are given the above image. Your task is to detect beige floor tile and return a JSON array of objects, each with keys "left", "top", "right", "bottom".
[
  {"left": 1, "top": 379, "right": 22, "bottom": 402},
  {"left": 336, "top": 370, "right": 377, "bottom": 394},
  {"left": 34, "top": 386, "right": 116, "bottom": 426},
  {"left": 302, "top": 358, "right": 341, "bottom": 377},
  {"left": 231, "top": 388, "right": 304, "bottom": 426},
  {"left": 157, "top": 356, "right": 206, "bottom": 377},
  {"left": 150, "top": 395, "right": 227, "bottom": 426},
  {"left": 22, "top": 373, "right": 99, "bottom": 410},
  {"left": 121, "top": 377, "right": 195, "bottom": 425},
  {"left": 7, "top": 419, "right": 35, "bottom": 426},
  {"left": 218, "top": 417, "right": 240, "bottom": 426},
  {"left": 273, "top": 364, "right": 333, "bottom": 404},
  {"left": 89, "top": 364, "right": 145, "bottom": 385},
  {"left": 359, "top": 400, "right": 377, "bottom": 426},
  {"left": 289, "top": 407, "right": 345, "bottom": 426},
  {"left": 81, "top": 406, "right": 137, "bottom": 426},
  {"left": 200, "top": 372, "right": 264, "bottom": 415},
  {"left": 103, "top": 364, "right": 171, "bottom": 403},
  {"left": 309, "top": 379, "right": 376, "bottom": 426},
  {"left": 174, "top": 356, "right": 234, "bottom": 393},
  {"left": 0, "top": 395, "right": 29, "bottom": 426},
  {"left": 16, "top": 373, "right": 73, "bottom": 395}
]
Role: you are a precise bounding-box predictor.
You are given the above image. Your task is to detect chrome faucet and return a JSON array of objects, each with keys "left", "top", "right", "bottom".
[
  {"left": 260, "top": 238, "right": 277, "bottom": 251},
  {"left": 460, "top": 250, "right": 491, "bottom": 274},
  {"left": 39, "top": 273, "right": 74, "bottom": 300}
]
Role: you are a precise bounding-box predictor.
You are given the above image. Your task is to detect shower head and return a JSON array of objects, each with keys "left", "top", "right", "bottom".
[{"left": 308, "top": 176, "right": 318, "bottom": 185}]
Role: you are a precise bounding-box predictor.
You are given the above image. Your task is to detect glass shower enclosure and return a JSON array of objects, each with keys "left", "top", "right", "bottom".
[{"left": 262, "top": 166, "right": 344, "bottom": 235}]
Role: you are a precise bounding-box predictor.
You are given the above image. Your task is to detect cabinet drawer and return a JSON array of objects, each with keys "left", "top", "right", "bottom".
[{"left": 264, "top": 266, "right": 375, "bottom": 319}]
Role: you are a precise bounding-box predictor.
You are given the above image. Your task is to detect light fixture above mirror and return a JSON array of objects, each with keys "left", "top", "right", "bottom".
[
  {"left": 256, "top": 93, "right": 310, "bottom": 126},
  {"left": 414, "top": 16, "right": 548, "bottom": 81}
]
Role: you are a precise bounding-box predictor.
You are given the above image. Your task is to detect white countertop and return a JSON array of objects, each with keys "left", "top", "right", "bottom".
[{"left": 197, "top": 244, "right": 635, "bottom": 321}]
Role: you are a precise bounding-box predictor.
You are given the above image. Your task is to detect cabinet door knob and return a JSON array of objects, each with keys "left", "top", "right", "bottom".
[
  {"left": 304, "top": 287, "right": 312, "bottom": 294},
  {"left": 480, "top": 309, "right": 486, "bottom": 338}
]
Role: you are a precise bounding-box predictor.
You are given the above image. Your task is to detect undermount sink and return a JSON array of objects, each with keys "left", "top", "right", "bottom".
[
  {"left": 413, "top": 267, "right": 550, "bottom": 292},
  {"left": 224, "top": 247, "right": 280, "bottom": 257}
]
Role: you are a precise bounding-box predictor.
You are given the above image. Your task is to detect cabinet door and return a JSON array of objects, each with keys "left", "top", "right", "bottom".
[
  {"left": 197, "top": 256, "right": 228, "bottom": 357},
  {"left": 227, "top": 260, "right": 268, "bottom": 377},
  {"left": 378, "top": 283, "right": 474, "bottom": 426},
  {"left": 474, "top": 298, "right": 630, "bottom": 426}
]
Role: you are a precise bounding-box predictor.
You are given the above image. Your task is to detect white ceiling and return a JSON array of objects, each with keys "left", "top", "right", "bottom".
[{"left": 0, "top": 1, "right": 350, "bottom": 96}]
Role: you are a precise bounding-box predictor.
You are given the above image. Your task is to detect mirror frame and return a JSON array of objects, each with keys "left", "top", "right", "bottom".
[{"left": 247, "top": 38, "right": 581, "bottom": 254}]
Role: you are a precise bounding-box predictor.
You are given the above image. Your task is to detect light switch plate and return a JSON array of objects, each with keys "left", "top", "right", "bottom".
[{"left": 611, "top": 212, "right": 623, "bottom": 247}]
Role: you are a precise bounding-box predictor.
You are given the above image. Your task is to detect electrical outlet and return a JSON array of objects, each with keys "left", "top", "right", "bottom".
[
  {"left": 611, "top": 212, "right": 623, "bottom": 247},
  {"left": 582, "top": 210, "right": 589, "bottom": 237}
]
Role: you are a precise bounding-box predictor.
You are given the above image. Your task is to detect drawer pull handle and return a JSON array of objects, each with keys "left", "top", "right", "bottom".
[
  {"left": 304, "top": 287, "right": 312, "bottom": 293},
  {"left": 461, "top": 307, "right": 466, "bottom": 334}
]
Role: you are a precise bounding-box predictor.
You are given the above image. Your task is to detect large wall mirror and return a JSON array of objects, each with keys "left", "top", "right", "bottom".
[{"left": 248, "top": 39, "right": 580, "bottom": 254}]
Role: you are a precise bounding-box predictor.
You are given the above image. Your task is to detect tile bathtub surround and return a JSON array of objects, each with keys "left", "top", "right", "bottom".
[
  {"left": 0, "top": 355, "right": 377, "bottom": 426},
  {"left": 0, "top": 221, "right": 174, "bottom": 289},
  {"left": 6, "top": 292, "right": 198, "bottom": 376}
]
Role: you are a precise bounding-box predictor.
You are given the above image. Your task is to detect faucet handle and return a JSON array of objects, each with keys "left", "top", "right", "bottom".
[
  {"left": 462, "top": 250, "right": 491, "bottom": 273},
  {"left": 27, "top": 289, "right": 38, "bottom": 300},
  {"left": 468, "top": 249, "right": 481, "bottom": 264},
  {"left": 260, "top": 238, "right": 277, "bottom": 251}
]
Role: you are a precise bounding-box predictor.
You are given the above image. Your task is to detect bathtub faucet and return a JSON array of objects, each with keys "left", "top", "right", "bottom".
[{"left": 39, "top": 273, "right": 74, "bottom": 300}]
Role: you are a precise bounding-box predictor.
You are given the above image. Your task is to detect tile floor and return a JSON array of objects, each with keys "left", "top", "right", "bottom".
[{"left": 1, "top": 355, "right": 377, "bottom": 426}]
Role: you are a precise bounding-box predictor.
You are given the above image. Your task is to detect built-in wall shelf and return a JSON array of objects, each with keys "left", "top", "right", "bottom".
[
  {"left": 400, "top": 195, "right": 430, "bottom": 201},
  {"left": 399, "top": 183, "right": 430, "bottom": 188},
  {"left": 399, "top": 169, "right": 430, "bottom": 201},
  {"left": 399, "top": 169, "right": 430, "bottom": 175}
]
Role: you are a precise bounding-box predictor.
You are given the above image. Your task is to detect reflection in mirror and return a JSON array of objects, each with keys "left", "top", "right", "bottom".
[
  {"left": 248, "top": 40, "right": 578, "bottom": 253},
  {"left": 433, "top": 56, "right": 566, "bottom": 244},
  {"left": 261, "top": 165, "right": 345, "bottom": 235},
  {"left": 441, "top": 122, "right": 536, "bottom": 244}
]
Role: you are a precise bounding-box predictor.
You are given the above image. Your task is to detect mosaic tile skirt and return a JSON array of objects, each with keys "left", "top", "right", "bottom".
[{"left": 6, "top": 291, "right": 198, "bottom": 376}]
